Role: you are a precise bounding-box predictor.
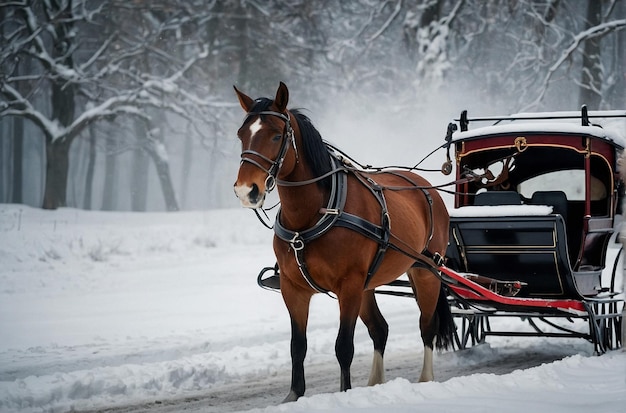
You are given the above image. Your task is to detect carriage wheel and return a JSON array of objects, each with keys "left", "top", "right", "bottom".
[{"left": 595, "top": 245, "right": 624, "bottom": 352}]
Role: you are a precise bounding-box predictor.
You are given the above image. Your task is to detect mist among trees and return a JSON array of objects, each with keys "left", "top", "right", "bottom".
[{"left": 1, "top": 0, "right": 625, "bottom": 211}]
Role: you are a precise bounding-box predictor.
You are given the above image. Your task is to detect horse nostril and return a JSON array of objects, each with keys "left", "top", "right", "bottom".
[{"left": 250, "top": 183, "right": 259, "bottom": 200}]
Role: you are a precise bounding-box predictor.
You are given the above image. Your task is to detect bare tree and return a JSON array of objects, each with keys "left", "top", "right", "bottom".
[
  {"left": 2, "top": 0, "right": 624, "bottom": 211},
  {"left": 402, "top": 0, "right": 626, "bottom": 112},
  {"left": 0, "top": 0, "right": 214, "bottom": 210}
]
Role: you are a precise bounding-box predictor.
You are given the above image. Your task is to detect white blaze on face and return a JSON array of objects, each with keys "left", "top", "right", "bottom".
[
  {"left": 248, "top": 118, "right": 263, "bottom": 140},
  {"left": 233, "top": 118, "right": 267, "bottom": 209}
]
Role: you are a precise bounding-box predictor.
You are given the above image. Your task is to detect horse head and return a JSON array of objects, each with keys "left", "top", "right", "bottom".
[{"left": 233, "top": 82, "right": 298, "bottom": 208}]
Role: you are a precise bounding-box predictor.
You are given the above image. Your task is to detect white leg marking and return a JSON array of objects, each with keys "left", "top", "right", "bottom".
[
  {"left": 248, "top": 118, "right": 262, "bottom": 139},
  {"left": 418, "top": 347, "right": 434, "bottom": 382},
  {"left": 282, "top": 390, "right": 299, "bottom": 403},
  {"left": 367, "top": 350, "right": 385, "bottom": 386}
]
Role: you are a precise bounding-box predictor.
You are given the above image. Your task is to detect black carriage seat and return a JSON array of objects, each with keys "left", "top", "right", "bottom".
[
  {"left": 474, "top": 191, "right": 523, "bottom": 206},
  {"left": 530, "top": 191, "right": 568, "bottom": 223},
  {"left": 446, "top": 198, "right": 602, "bottom": 299},
  {"left": 529, "top": 190, "right": 579, "bottom": 265}
]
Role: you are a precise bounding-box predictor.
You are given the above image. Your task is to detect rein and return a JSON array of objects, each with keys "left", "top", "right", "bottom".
[
  {"left": 273, "top": 143, "right": 481, "bottom": 193},
  {"left": 240, "top": 112, "right": 477, "bottom": 195}
]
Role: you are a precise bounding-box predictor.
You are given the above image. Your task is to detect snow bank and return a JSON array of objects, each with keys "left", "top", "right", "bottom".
[{"left": 249, "top": 353, "right": 626, "bottom": 413}]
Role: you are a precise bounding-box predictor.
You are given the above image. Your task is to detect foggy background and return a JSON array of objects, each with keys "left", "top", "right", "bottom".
[{"left": 1, "top": 0, "right": 625, "bottom": 212}]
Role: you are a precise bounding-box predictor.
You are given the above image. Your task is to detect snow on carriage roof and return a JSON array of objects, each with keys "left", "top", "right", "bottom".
[{"left": 452, "top": 110, "right": 626, "bottom": 148}]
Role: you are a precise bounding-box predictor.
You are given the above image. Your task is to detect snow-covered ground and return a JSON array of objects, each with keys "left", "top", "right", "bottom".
[{"left": 0, "top": 204, "right": 624, "bottom": 413}]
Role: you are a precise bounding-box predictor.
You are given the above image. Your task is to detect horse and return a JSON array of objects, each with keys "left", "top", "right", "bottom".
[{"left": 233, "top": 82, "right": 454, "bottom": 402}]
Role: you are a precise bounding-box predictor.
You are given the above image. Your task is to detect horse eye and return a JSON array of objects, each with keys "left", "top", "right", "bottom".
[{"left": 272, "top": 134, "right": 282, "bottom": 142}]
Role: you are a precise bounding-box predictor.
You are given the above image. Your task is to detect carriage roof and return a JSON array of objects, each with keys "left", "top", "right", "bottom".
[
  {"left": 448, "top": 108, "right": 626, "bottom": 213},
  {"left": 452, "top": 110, "right": 626, "bottom": 149}
]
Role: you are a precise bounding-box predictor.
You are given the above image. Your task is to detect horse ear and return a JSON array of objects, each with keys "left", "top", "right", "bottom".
[
  {"left": 274, "top": 82, "right": 289, "bottom": 113},
  {"left": 233, "top": 85, "right": 255, "bottom": 112}
]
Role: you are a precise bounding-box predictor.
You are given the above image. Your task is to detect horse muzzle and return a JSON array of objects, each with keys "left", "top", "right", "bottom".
[{"left": 234, "top": 182, "right": 266, "bottom": 209}]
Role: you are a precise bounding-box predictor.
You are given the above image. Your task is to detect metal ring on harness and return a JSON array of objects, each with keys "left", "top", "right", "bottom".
[
  {"left": 265, "top": 174, "right": 277, "bottom": 193},
  {"left": 290, "top": 233, "right": 305, "bottom": 251}
]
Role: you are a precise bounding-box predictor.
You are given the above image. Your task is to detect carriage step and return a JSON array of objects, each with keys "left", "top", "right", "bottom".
[{"left": 257, "top": 265, "right": 281, "bottom": 292}]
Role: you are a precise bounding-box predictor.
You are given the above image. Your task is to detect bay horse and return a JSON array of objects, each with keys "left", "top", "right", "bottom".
[{"left": 233, "top": 82, "right": 454, "bottom": 402}]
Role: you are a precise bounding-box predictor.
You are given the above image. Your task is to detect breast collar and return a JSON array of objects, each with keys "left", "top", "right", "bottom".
[
  {"left": 274, "top": 155, "right": 348, "bottom": 247},
  {"left": 273, "top": 154, "right": 390, "bottom": 294}
]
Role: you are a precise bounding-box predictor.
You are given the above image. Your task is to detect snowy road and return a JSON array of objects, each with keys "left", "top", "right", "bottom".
[
  {"left": 0, "top": 205, "right": 623, "bottom": 413},
  {"left": 78, "top": 340, "right": 591, "bottom": 413}
]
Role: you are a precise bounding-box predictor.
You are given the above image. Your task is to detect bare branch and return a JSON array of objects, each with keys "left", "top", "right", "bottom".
[
  {"left": 367, "top": 0, "right": 402, "bottom": 43},
  {"left": 522, "top": 19, "right": 626, "bottom": 111}
]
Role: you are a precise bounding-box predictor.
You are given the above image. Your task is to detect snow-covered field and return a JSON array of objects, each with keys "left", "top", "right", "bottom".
[{"left": 0, "top": 204, "right": 624, "bottom": 413}]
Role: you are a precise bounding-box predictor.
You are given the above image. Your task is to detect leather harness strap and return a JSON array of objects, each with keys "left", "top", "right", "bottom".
[
  {"left": 274, "top": 156, "right": 348, "bottom": 294},
  {"left": 344, "top": 172, "right": 390, "bottom": 289},
  {"left": 274, "top": 151, "right": 443, "bottom": 294}
]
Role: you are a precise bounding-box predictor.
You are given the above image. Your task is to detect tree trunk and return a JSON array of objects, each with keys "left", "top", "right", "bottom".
[
  {"left": 83, "top": 124, "right": 97, "bottom": 210},
  {"left": 179, "top": 134, "right": 193, "bottom": 209},
  {"left": 41, "top": 1, "right": 76, "bottom": 210},
  {"left": 11, "top": 117, "right": 24, "bottom": 204},
  {"left": 235, "top": 3, "right": 250, "bottom": 88},
  {"left": 145, "top": 118, "right": 179, "bottom": 212},
  {"left": 606, "top": 0, "right": 625, "bottom": 108},
  {"left": 43, "top": 138, "right": 71, "bottom": 209},
  {"left": 147, "top": 145, "right": 179, "bottom": 211},
  {"left": 10, "top": 34, "right": 31, "bottom": 204},
  {"left": 131, "top": 120, "right": 149, "bottom": 212},
  {"left": 101, "top": 137, "right": 118, "bottom": 211},
  {"left": 0, "top": 121, "right": 11, "bottom": 202},
  {"left": 579, "top": 0, "right": 603, "bottom": 109}
]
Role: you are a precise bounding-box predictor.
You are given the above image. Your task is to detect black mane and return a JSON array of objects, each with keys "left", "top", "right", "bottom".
[{"left": 291, "top": 109, "right": 333, "bottom": 191}]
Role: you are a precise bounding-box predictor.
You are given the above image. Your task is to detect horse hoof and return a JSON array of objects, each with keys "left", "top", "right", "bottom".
[{"left": 282, "top": 390, "right": 300, "bottom": 403}]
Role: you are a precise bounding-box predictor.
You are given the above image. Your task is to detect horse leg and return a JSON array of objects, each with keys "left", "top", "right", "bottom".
[
  {"left": 359, "top": 290, "right": 388, "bottom": 386},
  {"left": 335, "top": 283, "right": 363, "bottom": 392},
  {"left": 281, "top": 279, "right": 313, "bottom": 403},
  {"left": 407, "top": 266, "right": 441, "bottom": 382}
]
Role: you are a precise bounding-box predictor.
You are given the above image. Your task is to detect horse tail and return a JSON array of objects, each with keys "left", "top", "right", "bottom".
[{"left": 434, "top": 284, "right": 455, "bottom": 350}]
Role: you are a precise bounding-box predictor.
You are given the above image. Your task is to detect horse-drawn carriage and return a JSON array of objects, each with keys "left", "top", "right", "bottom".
[
  {"left": 377, "top": 107, "right": 625, "bottom": 354},
  {"left": 235, "top": 83, "right": 624, "bottom": 402}
]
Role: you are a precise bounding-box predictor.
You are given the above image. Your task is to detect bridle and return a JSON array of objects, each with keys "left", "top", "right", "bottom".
[{"left": 240, "top": 110, "right": 298, "bottom": 193}]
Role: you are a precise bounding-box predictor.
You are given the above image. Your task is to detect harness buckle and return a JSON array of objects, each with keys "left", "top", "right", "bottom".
[
  {"left": 432, "top": 252, "right": 444, "bottom": 267},
  {"left": 319, "top": 208, "right": 340, "bottom": 215},
  {"left": 287, "top": 127, "right": 298, "bottom": 162},
  {"left": 290, "top": 232, "right": 305, "bottom": 251}
]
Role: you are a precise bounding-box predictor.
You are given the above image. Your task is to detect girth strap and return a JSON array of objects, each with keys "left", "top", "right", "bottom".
[{"left": 343, "top": 173, "right": 391, "bottom": 289}]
